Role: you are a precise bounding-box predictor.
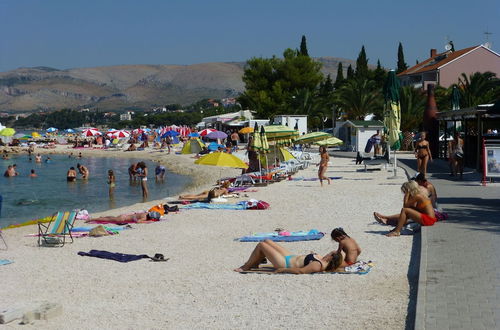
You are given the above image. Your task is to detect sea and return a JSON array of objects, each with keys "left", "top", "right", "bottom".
[{"left": 0, "top": 154, "right": 191, "bottom": 227}]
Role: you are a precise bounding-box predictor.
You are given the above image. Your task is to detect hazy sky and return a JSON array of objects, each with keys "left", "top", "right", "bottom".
[{"left": 1, "top": 0, "right": 498, "bottom": 72}]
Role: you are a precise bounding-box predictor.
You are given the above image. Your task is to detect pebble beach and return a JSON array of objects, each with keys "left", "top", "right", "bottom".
[{"left": 0, "top": 145, "right": 414, "bottom": 329}]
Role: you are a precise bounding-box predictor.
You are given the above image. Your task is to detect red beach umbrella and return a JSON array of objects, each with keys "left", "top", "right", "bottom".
[
  {"left": 81, "top": 128, "right": 102, "bottom": 137},
  {"left": 199, "top": 128, "right": 216, "bottom": 136}
]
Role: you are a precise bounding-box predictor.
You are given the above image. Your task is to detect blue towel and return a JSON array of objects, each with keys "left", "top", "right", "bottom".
[
  {"left": 72, "top": 226, "right": 129, "bottom": 232},
  {"left": 78, "top": 250, "right": 150, "bottom": 262},
  {"left": 239, "top": 232, "right": 324, "bottom": 242},
  {"left": 181, "top": 202, "right": 247, "bottom": 210},
  {"left": 0, "top": 259, "right": 13, "bottom": 266}
]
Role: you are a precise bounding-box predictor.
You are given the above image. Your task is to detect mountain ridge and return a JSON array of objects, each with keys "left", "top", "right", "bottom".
[{"left": 0, "top": 57, "right": 358, "bottom": 112}]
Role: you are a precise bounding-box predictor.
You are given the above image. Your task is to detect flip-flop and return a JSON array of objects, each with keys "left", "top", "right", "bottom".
[
  {"left": 385, "top": 230, "right": 400, "bottom": 237},
  {"left": 373, "top": 212, "right": 386, "bottom": 225},
  {"left": 150, "top": 253, "right": 169, "bottom": 262}
]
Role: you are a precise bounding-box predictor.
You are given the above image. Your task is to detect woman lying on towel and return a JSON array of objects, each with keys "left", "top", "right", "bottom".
[
  {"left": 373, "top": 180, "right": 436, "bottom": 237},
  {"left": 234, "top": 239, "right": 343, "bottom": 274},
  {"left": 178, "top": 181, "right": 230, "bottom": 201},
  {"left": 86, "top": 209, "right": 166, "bottom": 224}
]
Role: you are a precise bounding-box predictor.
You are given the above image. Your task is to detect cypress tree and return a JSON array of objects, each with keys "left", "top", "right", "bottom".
[
  {"left": 355, "top": 45, "right": 368, "bottom": 79},
  {"left": 396, "top": 42, "right": 408, "bottom": 74},
  {"left": 334, "top": 62, "right": 345, "bottom": 89},
  {"left": 299, "top": 35, "right": 309, "bottom": 57},
  {"left": 372, "top": 59, "right": 387, "bottom": 88},
  {"left": 320, "top": 74, "right": 334, "bottom": 96},
  {"left": 346, "top": 64, "right": 354, "bottom": 80}
]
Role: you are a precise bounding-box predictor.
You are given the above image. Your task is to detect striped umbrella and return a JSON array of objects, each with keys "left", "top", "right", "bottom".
[
  {"left": 199, "top": 128, "right": 216, "bottom": 136},
  {"left": 81, "top": 128, "right": 101, "bottom": 137},
  {"left": 294, "top": 131, "right": 331, "bottom": 144}
]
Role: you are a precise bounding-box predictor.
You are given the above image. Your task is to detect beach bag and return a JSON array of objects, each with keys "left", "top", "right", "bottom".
[
  {"left": 246, "top": 200, "right": 270, "bottom": 210},
  {"left": 148, "top": 204, "right": 165, "bottom": 216},
  {"left": 89, "top": 225, "right": 109, "bottom": 237}
]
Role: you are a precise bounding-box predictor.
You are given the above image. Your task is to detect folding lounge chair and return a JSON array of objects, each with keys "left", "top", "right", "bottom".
[
  {"left": 0, "top": 230, "right": 7, "bottom": 250},
  {"left": 356, "top": 149, "right": 390, "bottom": 172},
  {"left": 38, "top": 211, "right": 78, "bottom": 247}
]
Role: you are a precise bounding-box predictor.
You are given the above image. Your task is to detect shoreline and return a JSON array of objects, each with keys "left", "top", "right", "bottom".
[{"left": 1, "top": 144, "right": 242, "bottom": 220}]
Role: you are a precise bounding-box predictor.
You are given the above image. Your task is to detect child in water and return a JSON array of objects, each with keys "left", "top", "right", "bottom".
[{"left": 330, "top": 228, "right": 361, "bottom": 266}]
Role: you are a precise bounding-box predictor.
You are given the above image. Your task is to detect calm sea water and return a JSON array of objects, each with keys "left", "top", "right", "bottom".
[{"left": 0, "top": 154, "right": 191, "bottom": 227}]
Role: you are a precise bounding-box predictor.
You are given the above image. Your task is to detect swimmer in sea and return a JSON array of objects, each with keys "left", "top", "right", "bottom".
[
  {"left": 155, "top": 164, "right": 166, "bottom": 182},
  {"left": 67, "top": 167, "right": 77, "bottom": 182},
  {"left": 107, "top": 169, "right": 116, "bottom": 198},
  {"left": 29, "top": 169, "right": 37, "bottom": 178},
  {"left": 35, "top": 154, "right": 42, "bottom": 163},
  {"left": 77, "top": 163, "right": 89, "bottom": 180}
]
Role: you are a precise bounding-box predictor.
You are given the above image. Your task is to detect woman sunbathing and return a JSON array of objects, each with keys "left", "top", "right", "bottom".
[
  {"left": 86, "top": 209, "right": 167, "bottom": 223},
  {"left": 179, "top": 182, "right": 230, "bottom": 201},
  {"left": 373, "top": 180, "right": 436, "bottom": 237},
  {"left": 234, "top": 239, "right": 343, "bottom": 274}
]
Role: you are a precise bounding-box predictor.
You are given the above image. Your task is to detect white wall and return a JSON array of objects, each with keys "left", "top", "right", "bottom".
[
  {"left": 273, "top": 115, "right": 307, "bottom": 135},
  {"left": 357, "top": 128, "right": 379, "bottom": 152}
]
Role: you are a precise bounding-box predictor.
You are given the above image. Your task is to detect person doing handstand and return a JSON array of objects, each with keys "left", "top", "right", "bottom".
[
  {"left": 234, "top": 239, "right": 343, "bottom": 274},
  {"left": 330, "top": 228, "right": 361, "bottom": 266}
]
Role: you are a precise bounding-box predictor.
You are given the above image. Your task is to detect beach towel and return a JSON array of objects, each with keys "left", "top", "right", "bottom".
[
  {"left": 181, "top": 202, "right": 247, "bottom": 210},
  {"left": 0, "top": 259, "right": 13, "bottom": 266},
  {"left": 227, "top": 187, "right": 258, "bottom": 193},
  {"left": 238, "top": 229, "right": 324, "bottom": 242},
  {"left": 239, "top": 261, "right": 373, "bottom": 275},
  {"left": 302, "top": 177, "right": 342, "bottom": 181},
  {"left": 77, "top": 250, "right": 150, "bottom": 263}
]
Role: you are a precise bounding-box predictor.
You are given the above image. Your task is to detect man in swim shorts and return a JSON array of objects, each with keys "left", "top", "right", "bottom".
[
  {"left": 67, "top": 167, "right": 77, "bottom": 182},
  {"left": 77, "top": 163, "right": 89, "bottom": 179}
]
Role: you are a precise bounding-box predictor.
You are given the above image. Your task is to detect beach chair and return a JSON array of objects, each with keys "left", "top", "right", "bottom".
[
  {"left": 0, "top": 230, "right": 7, "bottom": 250},
  {"left": 37, "top": 211, "right": 78, "bottom": 247},
  {"left": 357, "top": 149, "right": 390, "bottom": 172}
]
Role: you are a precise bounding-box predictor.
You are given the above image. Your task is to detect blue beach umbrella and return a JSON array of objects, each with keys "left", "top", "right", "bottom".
[
  {"left": 65, "top": 128, "right": 75, "bottom": 133},
  {"left": 208, "top": 141, "right": 224, "bottom": 151},
  {"left": 188, "top": 132, "right": 201, "bottom": 138},
  {"left": 161, "top": 130, "right": 180, "bottom": 138},
  {"left": 46, "top": 127, "right": 58, "bottom": 133}
]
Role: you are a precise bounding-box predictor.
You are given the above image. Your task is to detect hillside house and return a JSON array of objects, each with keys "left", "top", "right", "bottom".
[{"left": 398, "top": 44, "right": 500, "bottom": 90}]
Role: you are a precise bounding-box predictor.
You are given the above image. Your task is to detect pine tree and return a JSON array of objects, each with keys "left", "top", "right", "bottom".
[
  {"left": 299, "top": 35, "right": 309, "bottom": 57},
  {"left": 319, "top": 74, "right": 334, "bottom": 96},
  {"left": 355, "top": 45, "right": 368, "bottom": 79},
  {"left": 372, "top": 59, "right": 387, "bottom": 89},
  {"left": 396, "top": 42, "right": 408, "bottom": 74},
  {"left": 347, "top": 64, "right": 354, "bottom": 80},
  {"left": 334, "top": 62, "right": 345, "bottom": 89}
]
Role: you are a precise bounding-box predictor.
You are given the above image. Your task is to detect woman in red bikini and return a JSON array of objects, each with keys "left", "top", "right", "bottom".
[
  {"left": 414, "top": 132, "right": 432, "bottom": 176},
  {"left": 373, "top": 180, "right": 436, "bottom": 237}
]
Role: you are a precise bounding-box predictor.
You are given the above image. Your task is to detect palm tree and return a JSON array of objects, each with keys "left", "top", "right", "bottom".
[
  {"left": 400, "top": 86, "right": 426, "bottom": 132},
  {"left": 335, "top": 78, "right": 382, "bottom": 120},
  {"left": 458, "top": 72, "right": 500, "bottom": 107}
]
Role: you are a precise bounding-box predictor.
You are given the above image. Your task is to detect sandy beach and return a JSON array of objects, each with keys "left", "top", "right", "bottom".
[{"left": 1, "top": 146, "right": 413, "bottom": 329}]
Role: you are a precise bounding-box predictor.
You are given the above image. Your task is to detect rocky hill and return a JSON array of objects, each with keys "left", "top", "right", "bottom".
[{"left": 0, "top": 57, "right": 357, "bottom": 112}]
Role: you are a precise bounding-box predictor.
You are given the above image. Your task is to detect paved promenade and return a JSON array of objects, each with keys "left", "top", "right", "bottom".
[
  {"left": 396, "top": 154, "right": 500, "bottom": 330},
  {"left": 331, "top": 150, "right": 499, "bottom": 329}
]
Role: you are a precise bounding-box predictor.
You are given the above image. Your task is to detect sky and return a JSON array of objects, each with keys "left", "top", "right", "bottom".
[{"left": 0, "top": 0, "right": 498, "bottom": 72}]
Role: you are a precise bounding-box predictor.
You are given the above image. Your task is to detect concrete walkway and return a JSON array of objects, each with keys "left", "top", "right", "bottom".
[
  {"left": 396, "top": 154, "right": 500, "bottom": 330},
  {"left": 330, "top": 150, "right": 500, "bottom": 329}
]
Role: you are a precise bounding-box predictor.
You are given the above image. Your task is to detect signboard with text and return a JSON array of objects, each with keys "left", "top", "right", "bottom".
[{"left": 484, "top": 146, "right": 500, "bottom": 177}]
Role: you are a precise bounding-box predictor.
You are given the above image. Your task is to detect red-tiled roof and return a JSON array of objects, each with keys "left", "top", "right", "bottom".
[{"left": 398, "top": 46, "right": 479, "bottom": 76}]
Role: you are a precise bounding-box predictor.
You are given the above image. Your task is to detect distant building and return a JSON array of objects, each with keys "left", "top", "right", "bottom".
[
  {"left": 398, "top": 44, "right": 500, "bottom": 90},
  {"left": 273, "top": 115, "right": 308, "bottom": 136},
  {"left": 207, "top": 99, "right": 220, "bottom": 107},
  {"left": 120, "top": 111, "right": 134, "bottom": 121},
  {"left": 221, "top": 98, "right": 237, "bottom": 107}
]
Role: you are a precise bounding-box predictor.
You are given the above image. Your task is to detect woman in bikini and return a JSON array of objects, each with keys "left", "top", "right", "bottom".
[
  {"left": 179, "top": 181, "right": 230, "bottom": 201},
  {"left": 234, "top": 239, "right": 344, "bottom": 274},
  {"left": 373, "top": 180, "right": 436, "bottom": 237},
  {"left": 107, "top": 169, "right": 116, "bottom": 198},
  {"left": 449, "top": 132, "right": 464, "bottom": 179},
  {"left": 414, "top": 132, "right": 432, "bottom": 176},
  {"left": 317, "top": 146, "right": 332, "bottom": 187}
]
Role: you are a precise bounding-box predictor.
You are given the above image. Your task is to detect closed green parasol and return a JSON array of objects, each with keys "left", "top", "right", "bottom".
[{"left": 383, "top": 70, "right": 402, "bottom": 151}]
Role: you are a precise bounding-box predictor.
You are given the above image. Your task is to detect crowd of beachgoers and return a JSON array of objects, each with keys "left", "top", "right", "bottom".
[{"left": 0, "top": 128, "right": 446, "bottom": 328}]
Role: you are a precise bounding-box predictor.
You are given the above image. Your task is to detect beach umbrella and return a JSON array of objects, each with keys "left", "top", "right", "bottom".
[
  {"left": 0, "top": 128, "right": 15, "bottom": 136},
  {"left": 207, "top": 131, "right": 228, "bottom": 140},
  {"left": 181, "top": 138, "right": 205, "bottom": 154},
  {"left": 264, "top": 125, "right": 299, "bottom": 142},
  {"left": 110, "top": 130, "right": 130, "bottom": 139},
  {"left": 81, "top": 128, "right": 102, "bottom": 137},
  {"left": 207, "top": 141, "right": 225, "bottom": 151},
  {"left": 14, "top": 133, "right": 25, "bottom": 139},
  {"left": 199, "top": 128, "right": 216, "bottom": 136},
  {"left": 250, "top": 122, "right": 262, "bottom": 151},
  {"left": 195, "top": 152, "right": 248, "bottom": 169},
  {"left": 383, "top": 70, "right": 402, "bottom": 176},
  {"left": 46, "top": 127, "right": 58, "bottom": 133},
  {"left": 260, "top": 125, "right": 270, "bottom": 152},
  {"left": 383, "top": 70, "right": 402, "bottom": 151},
  {"left": 32, "top": 132, "right": 41, "bottom": 138},
  {"left": 239, "top": 127, "right": 254, "bottom": 134},
  {"left": 132, "top": 128, "right": 143, "bottom": 135},
  {"left": 294, "top": 131, "right": 331, "bottom": 144},
  {"left": 65, "top": 128, "right": 76, "bottom": 133},
  {"left": 188, "top": 132, "right": 201, "bottom": 138},
  {"left": 314, "top": 137, "right": 343, "bottom": 146},
  {"left": 161, "top": 130, "right": 179, "bottom": 138},
  {"left": 19, "top": 135, "right": 32, "bottom": 140}
]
